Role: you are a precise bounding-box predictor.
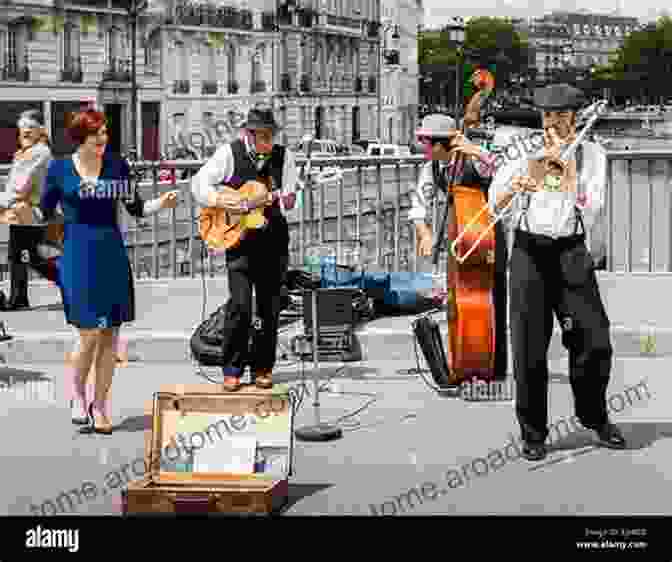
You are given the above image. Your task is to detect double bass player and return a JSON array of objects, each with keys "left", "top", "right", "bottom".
[
  {"left": 488, "top": 83, "right": 625, "bottom": 461},
  {"left": 409, "top": 113, "right": 508, "bottom": 383}
]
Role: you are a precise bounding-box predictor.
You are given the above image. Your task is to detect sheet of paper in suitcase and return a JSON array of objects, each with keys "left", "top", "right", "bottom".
[
  {"left": 158, "top": 407, "right": 291, "bottom": 475},
  {"left": 192, "top": 435, "right": 257, "bottom": 474}
]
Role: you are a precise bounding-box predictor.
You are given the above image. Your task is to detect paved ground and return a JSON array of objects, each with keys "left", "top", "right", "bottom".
[{"left": 0, "top": 275, "right": 670, "bottom": 517}]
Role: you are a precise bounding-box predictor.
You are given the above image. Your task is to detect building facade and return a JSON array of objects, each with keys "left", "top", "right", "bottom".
[
  {"left": 0, "top": 0, "right": 390, "bottom": 164},
  {"left": 516, "top": 10, "right": 639, "bottom": 86},
  {"left": 379, "top": 0, "right": 421, "bottom": 145},
  {"left": 0, "top": 0, "right": 140, "bottom": 163}
]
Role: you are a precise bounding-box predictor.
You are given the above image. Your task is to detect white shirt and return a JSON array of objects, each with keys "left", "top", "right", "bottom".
[
  {"left": 190, "top": 140, "right": 299, "bottom": 209},
  {"left": 408, "top": 154, "right": 496, "bottom": 225},
  {"left": 487, "top": 141, "right": 607, "bottom": 239}
]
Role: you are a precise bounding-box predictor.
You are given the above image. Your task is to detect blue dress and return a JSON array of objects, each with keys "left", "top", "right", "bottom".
[{"left": 39, "top": 154, "right": 144, "bottom": 329}]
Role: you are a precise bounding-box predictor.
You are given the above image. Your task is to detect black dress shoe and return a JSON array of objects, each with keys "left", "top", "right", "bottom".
[
  {"left": 522, "top": 442, "right": 547, "bottom": 461},
  {"left": 595, "top": 423, "right": 626, "bottom": 449}
]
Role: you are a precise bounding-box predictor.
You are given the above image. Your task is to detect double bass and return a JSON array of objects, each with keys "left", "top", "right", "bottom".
[{"left": 433, "top": 71, "right": 503, "bottom": 387}]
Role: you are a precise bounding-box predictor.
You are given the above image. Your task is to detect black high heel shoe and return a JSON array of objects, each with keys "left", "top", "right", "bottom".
[{"left": 86, "top": 402, "right": 113, "bottom": 434}]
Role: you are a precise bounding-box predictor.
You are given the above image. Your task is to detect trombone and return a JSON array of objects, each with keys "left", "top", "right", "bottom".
[{"left": 450, "top": 99, "right": 608, "bottom": 264}]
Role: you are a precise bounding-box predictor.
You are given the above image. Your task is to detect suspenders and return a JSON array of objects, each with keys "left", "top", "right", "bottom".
[{"left": 517, "top": 143, "right": 585, "bottom": 237}]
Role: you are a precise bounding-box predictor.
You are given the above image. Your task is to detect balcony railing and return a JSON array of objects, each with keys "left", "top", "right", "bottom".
[
  {"left": 172, "top": 4, "right": 253, "bottom": 30},
  {"left": 227, "top": 79, "right": 239, "bottom": 94},
  {"left": 300, "top": 74, "right": 311, "bottom": 92},
  {"left": 173, "top": 80, "right": 190, "bottom": 94},
  {"left": 61, "top": 56, "right": 83, "bottom": 82},
  {"left": 326, "top": 14, "right": 361, "bottom": 30},
  {"left": 2, "top": 57, "right": 29, "bottom": 82},
  {"left": 201, "top": 80, "right": 218, "bottom": 95},
  {"left": 250, "top": 79, "right": 266, "bottom": 93},
  {"left": 102, "top": 58, "right": 131, "bottom": 82},
  {"left": 0, "top": 150, "right": 668, "bottom": 278},
  {"left": 280, "top": 73, "right": 291, "bottom": 92}
]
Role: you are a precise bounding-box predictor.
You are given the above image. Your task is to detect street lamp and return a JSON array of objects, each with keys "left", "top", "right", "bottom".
[
  {"left": 445, "top": 19, "right": 465, "bottom": 123},
  {"left": 377, "top": 18, "right": 400, "bottom": 140},
  {"left": 122, "top": 0, "right": 151, "bottom": 161}
]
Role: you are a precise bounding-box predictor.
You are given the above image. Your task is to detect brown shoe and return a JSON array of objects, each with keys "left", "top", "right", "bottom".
[
  {"left": 254, "top": 370, "right": 273, "bottom": 389},
  {"left": 222, "top": 375, "right": 242, "bottom": 392}
]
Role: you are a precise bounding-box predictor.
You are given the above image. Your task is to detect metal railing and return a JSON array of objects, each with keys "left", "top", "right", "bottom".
[{"left": 0, "top": 150, "right": 670, "bottom": 280}]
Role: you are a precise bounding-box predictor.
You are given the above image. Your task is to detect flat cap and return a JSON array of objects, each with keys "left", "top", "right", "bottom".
[
  {"left": 415, "top": 114, "right": 457, "bottom": 138},
  {"left": 534, "top": 83, "right": 585, "bottom": 111}
]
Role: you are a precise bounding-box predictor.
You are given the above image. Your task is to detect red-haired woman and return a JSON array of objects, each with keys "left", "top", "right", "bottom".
[{"left": 36, "top": 109, "right": 178, "bottom": 433}]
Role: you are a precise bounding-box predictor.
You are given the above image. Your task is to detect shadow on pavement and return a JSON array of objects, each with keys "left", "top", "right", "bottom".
[
  {"left": 113, "top": 415, "right": 151, "bottom": 433},
  {"left": 0, "top": 366, "right": 49, "bottom": 383},
  {"left": 28, "top": 303, "right": 64, "bottom": 312},
  {"left": 547, "top": 421, "right": 672, "bottom": 454},
  {"left": 282, "top": 483, "right": 334, "bottom": 513}
]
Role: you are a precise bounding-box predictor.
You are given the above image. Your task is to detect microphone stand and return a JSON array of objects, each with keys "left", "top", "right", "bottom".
[{"left": 295, "top": 135, "right": 342, "bottom": 442}]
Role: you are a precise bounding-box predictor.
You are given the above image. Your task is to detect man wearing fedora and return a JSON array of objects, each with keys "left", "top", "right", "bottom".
[
  {"left": 409, "top": 113, "right": 509, "bottom": 384},
  {"left": 191, "top": 104, "right": 298, "bottom": 391},
  {"left": 489, "top": 83, "right": 625, "bottom": 461}
]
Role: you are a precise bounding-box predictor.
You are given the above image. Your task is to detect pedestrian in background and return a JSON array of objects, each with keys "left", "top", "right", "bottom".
[{"left": 0, "top": 110, "right": 53, "bottom": 309}]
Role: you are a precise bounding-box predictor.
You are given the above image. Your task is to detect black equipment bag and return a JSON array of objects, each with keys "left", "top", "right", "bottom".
[
  {"left": 411, "top": 314, "right": 453, "bottom": 388},
  {"left": 190, "top": 304, "right": 232, "bottom": 367}
]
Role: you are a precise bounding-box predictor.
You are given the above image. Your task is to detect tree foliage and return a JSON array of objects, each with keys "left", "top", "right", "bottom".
[
  {"left": 599, "top": 16, "right": 672, "bottom": 100},
  {"left": 419, "top": 16, "right": 530, "bottom": 95}
]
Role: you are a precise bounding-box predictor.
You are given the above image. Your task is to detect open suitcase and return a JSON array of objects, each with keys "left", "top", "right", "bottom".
[{"left": 122, "top": 384, "right": 295, "bottom": 516}]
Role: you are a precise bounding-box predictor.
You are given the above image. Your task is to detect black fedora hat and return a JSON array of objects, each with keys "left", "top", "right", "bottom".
[
  {"left": 244, "top": 105, "right": 281, "bottom": 131},
  {"left": 534, "top": 83, "right": 586, "bottom": 111}
]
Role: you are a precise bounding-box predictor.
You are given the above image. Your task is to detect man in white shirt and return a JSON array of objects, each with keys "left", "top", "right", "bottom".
[
  {"left": 191, "top": 105, "right": 298, "bottom": 391},
  {"left": 489, "top": 84, "right": 625, "bottom": 461}
]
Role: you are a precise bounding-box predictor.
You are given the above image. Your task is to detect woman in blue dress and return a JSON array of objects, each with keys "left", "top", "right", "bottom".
[{"left": 38, "top": 109, "right": 178, "bottom": 434}]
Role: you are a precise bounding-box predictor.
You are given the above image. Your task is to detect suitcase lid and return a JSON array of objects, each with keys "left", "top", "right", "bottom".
[{"left": 149, "top": 385, "right": 295, "bottom": 486}]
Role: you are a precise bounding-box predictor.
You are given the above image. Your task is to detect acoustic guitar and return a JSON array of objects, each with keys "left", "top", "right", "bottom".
[{"left": 199, "top": 179, "right": 270, "bottom": 251}]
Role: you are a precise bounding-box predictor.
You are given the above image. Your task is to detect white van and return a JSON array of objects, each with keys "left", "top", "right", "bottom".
[
  {"left": 296, "top": 139, "right": 339, "bottom": 158},
  {"left": 366, "top": 144, "right": 411, "bottom": 157}
]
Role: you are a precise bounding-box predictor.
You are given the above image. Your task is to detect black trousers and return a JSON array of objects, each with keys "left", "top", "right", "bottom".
[
  {"left": 221, "top": 233, "right": 289, "bottom": 373},
  {"left": 8, "top": 225, "right": 58, "bottom": 301},
  {"left": 510, "top": 229, "right": 612, "bottom": 444},
  {"left": 493, "top": 220, "right": 508, "bottom": 379}
]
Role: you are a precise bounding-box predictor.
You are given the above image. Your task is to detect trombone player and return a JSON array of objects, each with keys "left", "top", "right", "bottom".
[{"left": 488, "top": 83, "right": 625, "bottom": 461}]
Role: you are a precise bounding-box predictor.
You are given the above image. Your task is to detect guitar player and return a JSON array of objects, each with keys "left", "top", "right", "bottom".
[{"left": 191, "top": 105, "right": 299, "bottom": 391}]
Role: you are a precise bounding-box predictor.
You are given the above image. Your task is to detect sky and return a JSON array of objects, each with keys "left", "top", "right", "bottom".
[{"left": 422, "top": 0, "right": 668, "bottom": 25}]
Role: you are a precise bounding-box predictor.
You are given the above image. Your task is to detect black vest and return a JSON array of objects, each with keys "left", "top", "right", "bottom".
[{"left": 227, "top": 139, "right": 289, "bottom": 251}]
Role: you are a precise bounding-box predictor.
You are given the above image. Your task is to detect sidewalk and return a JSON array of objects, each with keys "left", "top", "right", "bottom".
[
  {"left": 0, "top": 277, "right": 671, "bottom": 363},
  {"left": 0, "top": 276, "right": 670, "bottom": 516},
  {"left": 0, "top": 355, "right": 670, "bottom": 516}
]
